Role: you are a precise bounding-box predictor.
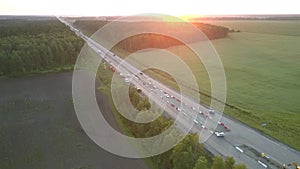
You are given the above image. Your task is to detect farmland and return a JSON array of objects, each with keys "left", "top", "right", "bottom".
[
  {"left": 0, "top": 72, "right": 150, "bottom": 169},
  {"left": 208, "top": 20, "right": 300, "bottom": 149},
  {"left": 212, "top": 30, "right": 300, "bottom": 149},
  {"left": 112, "top": 20, "right": 300, "bottom": 150}
]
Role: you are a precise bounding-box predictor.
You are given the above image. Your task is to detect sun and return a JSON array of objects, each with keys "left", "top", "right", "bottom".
[{"left": 179, "top": 15, "right": 205, "bottom": 22}]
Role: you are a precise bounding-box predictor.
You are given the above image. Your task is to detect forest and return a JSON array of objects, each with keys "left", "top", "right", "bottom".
[
  {"left": 73, "top": 20, "right": 229, "bottom": 52},
  {"left": 0, "top": 18, "right": 84, "bottom": 77}
]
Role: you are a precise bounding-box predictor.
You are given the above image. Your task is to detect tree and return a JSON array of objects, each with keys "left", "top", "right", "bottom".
[
  {"left": 225, "top": 156, "right": 236, "bottom": 169},
  {"left": 171, "top": 134, "right": 204, "bottom": 169},
  {"left": 212, "top": 156, "right": 225, "bottom": 169},
  {"left": 233, "top": 164, "right": 247, "bottom": 169},
  {"left": 129, "top": 88, "right": 140, "bottom": 107},
  {"left": 193, "top": 156, "right": 209, "bottom": 169},
  {"left": 172, "top": 151, "right": 195, "bottom": 169},
  {"left": 136, "top": 97, "right": 150, "bottom": 111}
]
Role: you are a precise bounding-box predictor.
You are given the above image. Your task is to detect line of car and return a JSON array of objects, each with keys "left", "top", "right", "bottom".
[
  {"left": 101, "top": 51, "right": 232, "bottom": 137},
  {"left": 74, "top": 25, "right": 231, "bottom": 138}
]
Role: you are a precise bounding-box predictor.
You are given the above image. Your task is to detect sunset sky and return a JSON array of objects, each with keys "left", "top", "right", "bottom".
[{"left": 1, "top": 0, "right": 299, "bottom": 16}]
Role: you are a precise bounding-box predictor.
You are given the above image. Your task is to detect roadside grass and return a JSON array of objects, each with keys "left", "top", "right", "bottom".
[{"left": 111, "top": 27, "right": 300, "bottom": 150}]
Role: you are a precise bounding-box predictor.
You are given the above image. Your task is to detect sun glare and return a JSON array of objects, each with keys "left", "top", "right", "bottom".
[{"left": 179, "top": 15, "right": 205, "bottom": 21}]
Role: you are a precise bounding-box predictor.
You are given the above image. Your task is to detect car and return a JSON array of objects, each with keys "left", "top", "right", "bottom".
[
  {"left": 124, "top": 78, "right": 130, "bottom": 83},
  {"left": 224, "top": 126, "right": 231, "bottom": 132},
  {"left": 215, "top": 131, "right": 225, "bottom": 137},
  {"left": 208, "top": 108, "right": 215, "bottom": 114},
  {"left": 199, "top": 111, "right": 204, "bottom": 115},
  {"left": 176, "top": 107, "right": 181, "bottom": 112},
  {"left": 119, "top": 73, "right": 125, "bottom": 78},
  {"left": 194, "top": 119, "right": 199, "bottom": 124},
  {"left": 218, "top": 121, "right": 224, "bottom": 126},
  {"left": 205, "top": 115, "right": 211, "bottom": 119}
]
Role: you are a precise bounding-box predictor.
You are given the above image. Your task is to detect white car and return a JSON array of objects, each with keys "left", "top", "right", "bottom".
[
  {"left": 215, "top": 131, "right": 225, "bottom": 137},
  {"left": 208, "top": 108, "right": 215, "bottom": 114},
  {"left": 124, "top": 78, "right": 130, "bottom": 83},
  {"left": 194, "top": 119, "right": 199, "bottom": 124}
]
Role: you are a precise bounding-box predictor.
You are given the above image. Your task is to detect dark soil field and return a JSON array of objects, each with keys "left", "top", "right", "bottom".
[{"left": 0, "top": 72, "right": 150, "bottom": 169}]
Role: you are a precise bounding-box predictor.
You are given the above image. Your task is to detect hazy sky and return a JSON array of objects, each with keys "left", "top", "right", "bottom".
[{"left": 1, "top": 0, "right": 299, "bottom": 16}]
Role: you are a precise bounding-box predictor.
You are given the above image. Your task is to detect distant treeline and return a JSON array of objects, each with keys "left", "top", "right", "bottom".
[
  {"left": 0, "top": 19, "right": 84, "bottom": 76},
  {"left": 190, "top": 15, "right": 300, "bottom": 21},
  {"left": 73, "top": 20, "right": 228, "bottom": 52}
]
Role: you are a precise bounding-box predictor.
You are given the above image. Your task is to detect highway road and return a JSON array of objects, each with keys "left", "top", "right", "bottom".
[{"left": 57, "top": 17, "right": 300, "bottom": 169}]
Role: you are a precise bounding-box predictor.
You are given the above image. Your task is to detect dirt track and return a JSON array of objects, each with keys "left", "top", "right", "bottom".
[{"left": 0, "top": 72, "right": 150, "bottom": 169}]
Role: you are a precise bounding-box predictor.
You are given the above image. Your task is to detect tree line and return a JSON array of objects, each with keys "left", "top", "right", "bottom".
[
  {"left": 73, "top": 20, "right": 228, "bottom": 52},
  {"left": 0, "top": 18, "right": 84, "bottom": 76}
]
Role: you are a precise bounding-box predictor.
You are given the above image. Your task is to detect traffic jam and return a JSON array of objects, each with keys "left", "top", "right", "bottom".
[{"left": 98, "top": 46, "right": 231, "bottom": 138}]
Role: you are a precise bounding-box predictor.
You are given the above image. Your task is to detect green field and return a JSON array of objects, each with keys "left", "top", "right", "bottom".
[
  {"left": 213, "top": 31, "right": 300, "bottom": 149},
  {"left": 210, "top": 20, "right": 300, "bottom": 149},
  {"left": 114, "top": 20, "right": 300, "bottom": 150}
]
